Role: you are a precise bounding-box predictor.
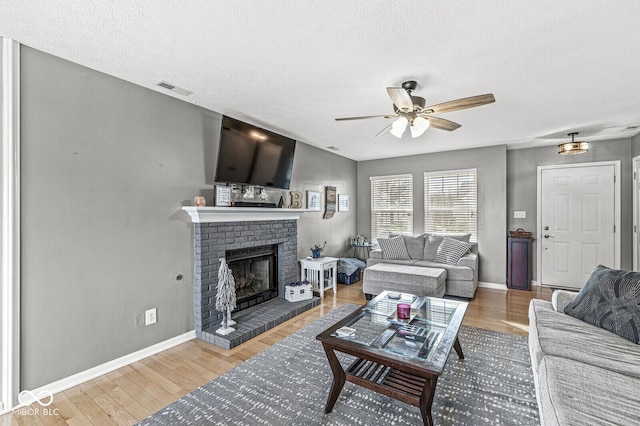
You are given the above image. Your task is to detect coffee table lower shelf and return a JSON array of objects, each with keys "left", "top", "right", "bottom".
[
  {"left": 346, "top": 358, "right": 428, "bottom": 407},
  {"left": 317, "top": 292, "right": 468, "bottom": 426},
  {"left": 322, "top": 337, "right": 464, "bottom": 426}
]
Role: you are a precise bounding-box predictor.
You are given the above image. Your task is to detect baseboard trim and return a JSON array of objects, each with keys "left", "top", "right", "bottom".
[
  {"left": 13, "top": 330, "right": 196, "bottom": 409},
  {"left": 478, "top": 281, "right": 508, "bottom": 291}
]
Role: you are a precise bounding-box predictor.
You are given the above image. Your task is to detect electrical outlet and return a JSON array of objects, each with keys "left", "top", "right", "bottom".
[
  {"left": 513, "top": 210, "right": 526, "bottom": 219},
  {"left": 145, "top": 308, "right": 157, "bottom": 326}
]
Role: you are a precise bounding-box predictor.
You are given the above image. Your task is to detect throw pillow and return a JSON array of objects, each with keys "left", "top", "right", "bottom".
[
  {"left": 390, "top": 233, "right": 426, "bottom": 259},
  {"left": 378, "top": 235, "right": 411, "bottom": 260},
  {"left": 423, "top": 233, "right": 471, "bottom": 261},
  {"left": 564, "top": 265, "right": 640, "bottom": 344},
  {"left": 433, "top": 237, "right": 471, "bottom": 265}
]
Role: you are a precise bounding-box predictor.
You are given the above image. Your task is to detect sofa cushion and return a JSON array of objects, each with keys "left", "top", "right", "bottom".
[
  {"left": 564, "top": 265, "right": 640, "bottom": 344},
  {"left": 414, "top": 261, "right": 474, "bottom": 281},
  {"left": 367, "top": 258, "right": 418, "bottom": 268},
  {"left": 434, "top": 237, "right": 471, "bottom": 265},
  {"left": 403, "top": 234, "right": 426, "bottom": 259},
  {"left": 423, "top": 233, "right": 471, "bottom": 261},
  {"left": 389, "top": 233, "right": 426, "bottom": 259},
  {"left": 536, "top": 355, "right": 640, "bottom": 426},
  {"left": 529, "top": 299, "right": 640, "bottom": 379},
  {"left": 377, "top": 235, "right": 410, "bottom": 260}
]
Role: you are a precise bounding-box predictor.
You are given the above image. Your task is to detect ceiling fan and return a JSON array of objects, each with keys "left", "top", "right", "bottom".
[{"left": 335, "top": 81, "right": 495, "bottom": 138}]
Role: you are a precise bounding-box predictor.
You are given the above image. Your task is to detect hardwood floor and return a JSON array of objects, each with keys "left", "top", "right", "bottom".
[{"left": 2, "top": 283, "right": 551, "bottom": 426}]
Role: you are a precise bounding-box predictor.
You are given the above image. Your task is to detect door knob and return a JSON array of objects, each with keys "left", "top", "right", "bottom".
[
  {"left": 544, "top": 226, "right": 549, "bottom": 230},
  {"left": 544, "top": 234, "right": 554, "bottom": 239}
]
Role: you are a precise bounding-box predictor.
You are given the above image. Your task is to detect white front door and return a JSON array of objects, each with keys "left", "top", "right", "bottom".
[{"left": 540, "top": 164, "right": 616, "bottom": 289}]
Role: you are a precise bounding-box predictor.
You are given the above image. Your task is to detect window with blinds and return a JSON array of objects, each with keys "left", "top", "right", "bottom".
[
  {"left": 370, "top": 174, "right": 413, "bottom": 242},
  {"left": 424, "top": 169, "right": 477, "bottom": 242}
]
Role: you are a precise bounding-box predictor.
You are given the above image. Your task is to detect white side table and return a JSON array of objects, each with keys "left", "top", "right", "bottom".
[{"left": 299, "top": 256, "right": 339, "bottom": 298}]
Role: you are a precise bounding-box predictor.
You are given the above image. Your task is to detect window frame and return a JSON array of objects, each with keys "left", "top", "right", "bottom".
[
  {"left": 423, "top": 168, "right": 478, "bottom": 242},
  {"left": 370, "top": 173, "right": 413, "bottom": 243}
]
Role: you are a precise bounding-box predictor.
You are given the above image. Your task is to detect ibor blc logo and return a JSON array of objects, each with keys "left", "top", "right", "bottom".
[{"left": 14, "top": 390, "right": 59, "bottom": 416}]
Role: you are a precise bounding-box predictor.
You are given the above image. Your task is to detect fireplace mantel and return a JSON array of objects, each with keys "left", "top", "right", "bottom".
[{"left": 182, "top": 206, "right": 307, "bottom": 223}]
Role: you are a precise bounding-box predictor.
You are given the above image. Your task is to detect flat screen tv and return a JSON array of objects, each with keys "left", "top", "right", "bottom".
[{"left": 214, "top": 116, "right": 296, "bottom": 189}]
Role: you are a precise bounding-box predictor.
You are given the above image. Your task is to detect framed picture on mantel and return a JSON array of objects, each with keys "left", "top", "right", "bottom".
[{"left": 215, "top": 185, "right": 232, "bottom": 207}]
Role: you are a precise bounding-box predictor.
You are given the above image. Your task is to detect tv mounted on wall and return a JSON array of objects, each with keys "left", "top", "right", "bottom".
[{"left": 214, "top": 116, "right": 296, "bottom": 190}]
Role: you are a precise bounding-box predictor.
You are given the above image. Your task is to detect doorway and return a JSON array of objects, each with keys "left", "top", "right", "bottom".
[
  {"left": 1, "top": 37, "right": 20, "bottom": 414},
  {"left": 537, "top": 162, "right": 620, "bottom": 289}
]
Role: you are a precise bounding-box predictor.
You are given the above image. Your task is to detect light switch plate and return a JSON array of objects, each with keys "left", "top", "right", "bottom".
[{"left": 513, "top": 210, "right": 526, "bottom": 219}]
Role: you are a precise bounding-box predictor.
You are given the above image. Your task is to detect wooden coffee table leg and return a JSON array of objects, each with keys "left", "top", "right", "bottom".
[
  {"left": 322, "top": 344, "right": 346, "bottom": 413},
  {"left": 419, "top": 376, "right": 438, "bottom": 426},
  {"left": 453, "top": 337, "right": 464, "bottom": 359}
]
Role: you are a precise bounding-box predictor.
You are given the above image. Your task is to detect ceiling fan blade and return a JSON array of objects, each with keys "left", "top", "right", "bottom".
[
  {"left": 335, "top": 114, "right": 396, "bottom": 121},
  {"left": 375, "top": 124, "right": 392, "bottom": 137},
  {"left": 421, "top": 115, "right": 462, "bottom": 131},
  {"left": 424, "top": 94, "right": 495, "bottom": 114},
  {"left": 386, "top": 87, "right": 414, "bottom": 112}
]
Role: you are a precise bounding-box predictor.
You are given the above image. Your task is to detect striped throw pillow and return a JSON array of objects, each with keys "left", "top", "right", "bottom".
[
  {"left": 378, "top": 235, "right": 411, "bottom": 260},
  {"left": 434, "top": 237, "right": 471, "bottom": 265}
]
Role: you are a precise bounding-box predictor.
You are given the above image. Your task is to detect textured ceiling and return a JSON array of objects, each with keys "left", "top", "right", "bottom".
[{"left": 2, "top": 1, "right": 640, "bottom": 160}]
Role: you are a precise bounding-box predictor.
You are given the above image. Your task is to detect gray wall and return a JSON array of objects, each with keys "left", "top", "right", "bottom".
[
  {"left": 0, "top": 39, "right": 3, "bottom": 195},
  {"left": 357, "top": 145, "right": 507, "bottom": 284},
  {"left": 292, "top": 143, "right": 357, "bottom": 260},
  {"left": 632, "top": 133, "right": 640, "bottom": 157},
  {"left": 20, "top": 46, "right": 356, "bottom": 389},
  {"left": 507, "top": 138, "right": 633, "bottom": 279},
  {"left": 0, "top": 38, "right": 3, "bottom": 143}
]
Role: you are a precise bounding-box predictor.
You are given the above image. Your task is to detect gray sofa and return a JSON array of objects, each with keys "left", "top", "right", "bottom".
[
  {"left": 365, "top": 233, "right": 478, "bottom": 298},
  {"left": 529, "top": 291, "right": 640, "bottom": 425}
]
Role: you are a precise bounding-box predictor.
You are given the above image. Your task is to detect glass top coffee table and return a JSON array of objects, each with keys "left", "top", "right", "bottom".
[{"left": 316, "top": 290, "right": 468, "bottom": 426}]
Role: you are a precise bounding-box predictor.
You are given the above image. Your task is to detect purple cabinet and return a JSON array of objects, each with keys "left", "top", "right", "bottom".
[{"left": 507, "top": 237, "right": 532, "bottom": 290}]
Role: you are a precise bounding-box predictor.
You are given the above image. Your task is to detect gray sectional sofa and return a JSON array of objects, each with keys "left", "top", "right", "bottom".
[
  {"left": 529, "top": 291, "right": 640, "bottom": 425},
  {"left": 364, "top": 233, "right": 478, "bottom": 299}
]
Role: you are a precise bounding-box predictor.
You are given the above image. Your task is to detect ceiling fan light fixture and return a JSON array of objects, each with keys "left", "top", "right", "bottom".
[
  {"left": 558, "top": 132, "right": 589, "bottom": 155},
  {"left": 334, "top": 81, "right": 495, "bottom": 137},
  {"left": 410, "top": 116, "right": 430, "bottom": 138},
  {"left": 390, "top": 116, "right": 408, "bottom": 138}
]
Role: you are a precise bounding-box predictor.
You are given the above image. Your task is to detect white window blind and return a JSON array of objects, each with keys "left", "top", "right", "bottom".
[
  {"left": 424, "top": 169, "right": 477, "bottom": 242},
  {"left": 370, "top": 174, "right": 413, "bottom": 242}
]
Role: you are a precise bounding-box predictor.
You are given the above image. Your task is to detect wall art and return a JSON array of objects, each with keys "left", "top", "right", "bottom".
[
  {"left": 324, "top": 186, "right": 336, "bottom": 219},
  {"left": 307, "top": 190, "right": 321, "bottom": 211},
  {"left": 338, "top": 194, "right": 350, "bottom": 212}
]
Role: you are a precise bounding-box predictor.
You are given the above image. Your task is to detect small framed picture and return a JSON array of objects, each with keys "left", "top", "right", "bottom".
[
  {"left": 338, "top": 194, "right": 350, "bottom": 212},
  {"left": 215, "top": 185, "right": 232, "bottom": 206},
  {"left": 307, "top": 190, "right": 321, "bottom": 211}
]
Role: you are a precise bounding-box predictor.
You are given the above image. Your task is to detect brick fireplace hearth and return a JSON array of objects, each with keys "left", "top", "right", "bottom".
[{"left": 183, "top": 207, "right": 319, "bottom": 349}]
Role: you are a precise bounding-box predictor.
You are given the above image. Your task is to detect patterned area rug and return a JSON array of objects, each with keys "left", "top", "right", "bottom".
[{"left": 139, "top": 304, "right": 539, "bottom": 425}]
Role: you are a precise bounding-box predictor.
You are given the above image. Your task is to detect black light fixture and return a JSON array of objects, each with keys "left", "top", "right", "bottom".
[{"left": 558, "top": 132, "right": 589, "bottom": 155}]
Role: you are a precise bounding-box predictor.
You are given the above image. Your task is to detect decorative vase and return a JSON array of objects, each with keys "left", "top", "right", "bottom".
[
  {"left": 194, "top": 196, "right": 206, "bottom": 207},
  {"left": 311, "top": 249, "right": 322, "bottom": 258}
]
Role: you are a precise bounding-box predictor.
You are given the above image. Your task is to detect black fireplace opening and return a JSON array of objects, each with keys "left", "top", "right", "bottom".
[{"left": 226, "top": 244, "right": 279, "bottom": 311}]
